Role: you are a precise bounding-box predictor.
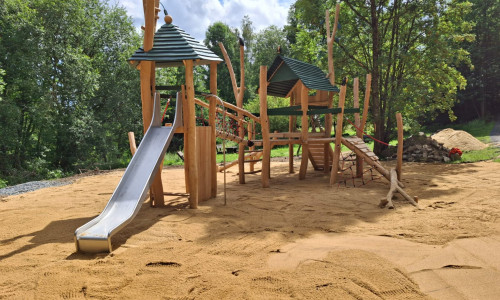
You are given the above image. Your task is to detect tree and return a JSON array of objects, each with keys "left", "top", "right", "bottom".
[
  {"left": 0, "top": 0, "right": 142, "bottom": 183},
  {"left": 456, "top": 0, "right": 500, "bottom": 120},
  {"left": 248, "top": 25, "right": 290, "bottom": 88},
  {"left": 289, "top": 0, "right": 473, "bottom": 155},
  {"left": 204, "top": 22, "right": 240, "bottom": 104}
]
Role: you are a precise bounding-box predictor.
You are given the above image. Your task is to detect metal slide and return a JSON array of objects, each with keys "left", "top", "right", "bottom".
[{"left": 75, "top": 92, "right": 182, "bottom": 253}]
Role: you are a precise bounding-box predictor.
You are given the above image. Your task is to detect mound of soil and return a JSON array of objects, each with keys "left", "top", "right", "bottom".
[{"left": 431, "top": 128, "right": 487, "bottom": 151}]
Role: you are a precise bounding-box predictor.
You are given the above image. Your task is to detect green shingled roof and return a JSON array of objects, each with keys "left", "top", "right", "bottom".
[
  {"left": 128, "top": 23, "right": 222, "bottom": 67},
  {"left": 264, "top": 55, "right": 339, "bottom": 97}
]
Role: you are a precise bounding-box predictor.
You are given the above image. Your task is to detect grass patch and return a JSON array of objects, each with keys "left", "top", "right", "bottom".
[{"left": 453, "top": 147, "right": 500, "bottom": 163}]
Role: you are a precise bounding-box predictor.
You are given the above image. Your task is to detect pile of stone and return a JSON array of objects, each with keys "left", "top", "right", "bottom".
[{"left": 382, "top": 132, "right": 452, "bottom": 162}]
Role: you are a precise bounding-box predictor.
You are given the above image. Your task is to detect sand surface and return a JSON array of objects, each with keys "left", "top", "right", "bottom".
[{"left": 1, "top": 160, "right": 500, "bottom": 299}]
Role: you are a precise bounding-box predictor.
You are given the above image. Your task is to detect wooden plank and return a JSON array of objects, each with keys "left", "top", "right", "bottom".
[
  {"left": 197, "top": 127, "right": 212, "bottom": 202},
  {"left": 218, "top": 151, "right": 262, "bottom": 172},
  {"left": 260, "top": 66, "right": 271, "bottom": 188},
  {"left": 184, "top": 60, "right": 198, "bottom": 208}
]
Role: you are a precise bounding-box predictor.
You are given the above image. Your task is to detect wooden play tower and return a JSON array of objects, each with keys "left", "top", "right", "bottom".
[{"left": 128, "top": 1, "right": 222, "bottom": 208}]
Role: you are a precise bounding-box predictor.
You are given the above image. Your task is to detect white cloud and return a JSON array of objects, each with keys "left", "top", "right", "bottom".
[{"left": 112, "top": 0, "right": 293, "bottom": 41}]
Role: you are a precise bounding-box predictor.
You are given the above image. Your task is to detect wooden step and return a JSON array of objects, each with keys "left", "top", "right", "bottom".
[{"left": 244, "top": 159, "right": 262, "bottom": 163}]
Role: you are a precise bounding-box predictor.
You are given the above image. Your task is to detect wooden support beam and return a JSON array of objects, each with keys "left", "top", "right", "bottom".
[
  {"left": 128, "top": 132, "right": 137, "bottom": 156},
  {"left": 218, "top": 42, "right": 239, "bottom": 101},
  {"left": 209, "top": 62, "right": 218, "bottom": 198},
  {"left": 143, "top": 0, "right": 155, "bottom": 52},
  {"left": 218, "top": 151, "right": 263, "bottom": 172},
  {"left": 324, "top": 91, "right": 334, "bottom": 173},
  {"left": 396, "top": 112, "right": 404, "bottom": 181},
  {"left": 184, "top": 61, "right": 198, "bottom": 208},
  {"left": 182, "top": 86, "right": 190, "bottom": 195},
  {"left": 330, "top": 81, "right": 347, "bottom": 185},
  {"left": 360, "top": 74, "right": 371, "bottom": 133},
  {"left": 248, "top": 121, "right": 255, "bottom": 172},
  {"left": 194, "top": 98, "right": 248, "bottom": 126},
  {"left": 260, "top": 66, "right": 271, "bottom": 187},
  {"left": 299, "top": 83, "right": 309, "bottom": 180}
]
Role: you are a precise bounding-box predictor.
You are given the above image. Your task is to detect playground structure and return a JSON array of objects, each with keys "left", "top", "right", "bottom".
[{"left": 75, "top": 2, "right": 416, "bottom": 253}]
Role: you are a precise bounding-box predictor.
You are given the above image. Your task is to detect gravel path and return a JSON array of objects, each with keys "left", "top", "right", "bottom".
[
  {"left": 490, "top": 117, "right": 500, "bottom": 146},
  {"left": 0, "top": 179, "right": 73, "bottom": 197}
]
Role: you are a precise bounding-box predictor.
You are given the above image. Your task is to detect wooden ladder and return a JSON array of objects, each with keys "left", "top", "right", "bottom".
[{"left": 307, "top": 142, "right": 333, "bottom": 171}]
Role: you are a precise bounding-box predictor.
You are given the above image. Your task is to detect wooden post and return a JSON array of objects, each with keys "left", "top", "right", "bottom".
[
  {"left": 128, "top": 132, "right": 137, "bottom": 156},
  {"left": 324, "top": 91, "right": 334, "bottom": 173},
  {"left": 184, "top": 60, "right": 198, "bottom": 208},
  {"left": 181, "top": 85, "right": 190, "bottom": 195},
  {"left": 299, "top": 83, "right": 309, "bottom": 180},
  {"left": 249, "top": 121, "right": 255, "bottom": 172},
  {"left": 289, "top": 92, "right": 295, "bottom": 173},
  {"left": 360, "top": 74, "right": 371, "bottom": 134},
  {"left": 196, "top": 126, "right": 212, "bottom": 202},
  {"left": 237, "top": 42, "right": 246, "bottom": 184},
  {"left": 326, "top": 4, "right": 340, "bottom": 85},
  {"left": 396, "top": 112, "right": 404, "bottom": 181},
  {"left": 259, "top": 66, "right": 271, "bottom": 188},
  {"left": 330, "top": 80, "right": 347, "bottom": 185},
  {"left": 209, "top": 62, "right": 218, "bottom": 198},
  {"left": 353, "top": 78, "right": 363, "bottom": 178}
]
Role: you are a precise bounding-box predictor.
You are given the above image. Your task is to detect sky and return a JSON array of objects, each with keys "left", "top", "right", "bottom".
[{"left": 112, "top": 0, "right": 295, "bottom": 41}]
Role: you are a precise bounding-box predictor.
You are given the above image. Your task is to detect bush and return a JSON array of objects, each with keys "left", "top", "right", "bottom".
[
  {"left": 244, "top": 95, "right": 298, "bottom": 134},
  {"left": 0, "top": 178, "right": 7, "bottom": 189}
]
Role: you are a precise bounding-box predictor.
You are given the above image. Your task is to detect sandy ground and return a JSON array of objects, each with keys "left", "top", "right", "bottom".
[{"left": 1, "top": 160, "right": 500, "bottom": 299}]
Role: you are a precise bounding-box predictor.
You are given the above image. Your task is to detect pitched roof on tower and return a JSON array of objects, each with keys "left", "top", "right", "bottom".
[
  {"left": 128, "top": 23, "right": 222, "bottom": 67},
  {"left": 263, "top": 55, "right": 339, "bottom": 97}
]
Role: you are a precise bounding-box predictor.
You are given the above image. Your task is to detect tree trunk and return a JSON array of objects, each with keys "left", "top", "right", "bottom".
[{"left": 370, "top": 0, "right": 386, "bottom": 156}]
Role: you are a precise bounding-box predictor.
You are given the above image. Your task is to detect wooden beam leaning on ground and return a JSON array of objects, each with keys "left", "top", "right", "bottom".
[{"left": 380, "top": 168, "right": 420, "bottom": 209}]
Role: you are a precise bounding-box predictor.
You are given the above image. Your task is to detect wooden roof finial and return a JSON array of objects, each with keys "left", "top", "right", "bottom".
[{"left": 160, "top": 2, "right": 172, "bottom": 24}]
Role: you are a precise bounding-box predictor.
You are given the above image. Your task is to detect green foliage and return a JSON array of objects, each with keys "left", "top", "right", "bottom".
[
  {"left": 248, "top": 25, "right": 290, "bottom": 87},
  {"left": 204, "top": 22, "right": 241, "bottom": 104},
  {"left": 0, "top": 0, "right": 142, "bottom": 184},
  {"left": 455, "top": 0, "right": 500, "bottom": 120},
  {"left": 245, "top": 96, "right": 295, "bottom": 133},
  {"left": 0, "top": 178, "right": 7, "bottom": 189}
]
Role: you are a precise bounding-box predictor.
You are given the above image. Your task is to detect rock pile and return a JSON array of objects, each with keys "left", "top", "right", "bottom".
[{"left": 382, "top": 132, "right": 451, "bottom": 162}]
